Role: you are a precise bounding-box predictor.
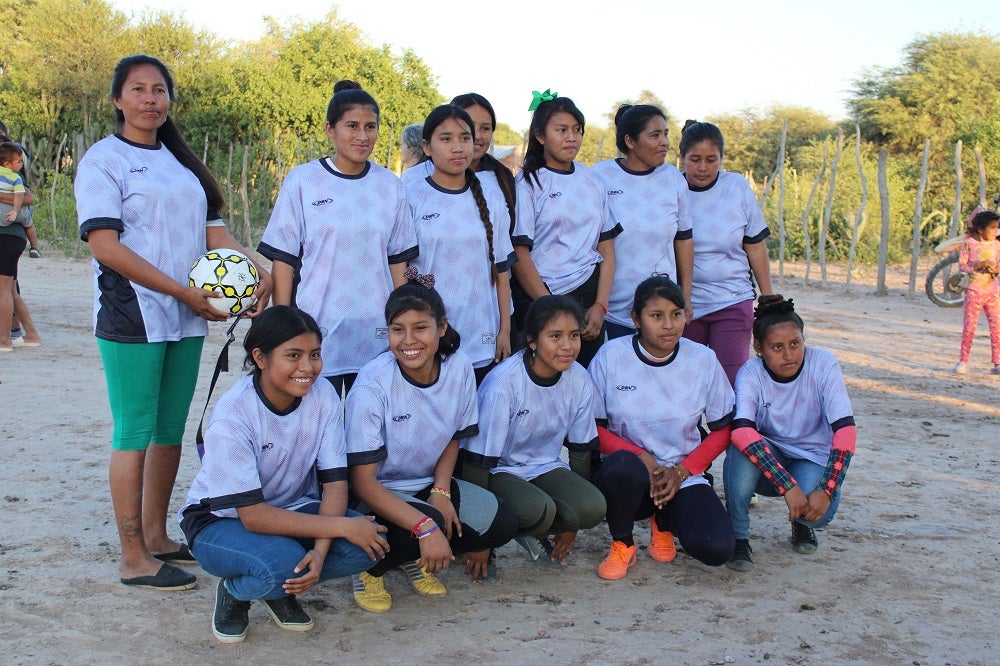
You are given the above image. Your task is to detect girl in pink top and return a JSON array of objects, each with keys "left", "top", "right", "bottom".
[{"left": 954, "top": 209, "right": 1000, "bottom": 375}]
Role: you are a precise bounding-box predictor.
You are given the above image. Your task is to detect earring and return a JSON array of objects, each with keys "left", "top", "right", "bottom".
[{"left": 530, "top": 347, "right": 536, "bottom": 359}]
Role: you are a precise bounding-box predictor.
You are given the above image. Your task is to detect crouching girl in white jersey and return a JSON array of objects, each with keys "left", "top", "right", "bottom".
[
  {"left": 346, "top": 270, "right": 517, "bottom": 611},
  {"left": 463, "top": 296, "right": 606, "bottom": 571},
  {"left": 180, "top": 306, "right": 388, "bottom": 643},
  {"left": 723, "top": 295, "right": 856, "bottom": 571},
  {"left": 589, "top": 275, "right": 736, "bottom": 580}
]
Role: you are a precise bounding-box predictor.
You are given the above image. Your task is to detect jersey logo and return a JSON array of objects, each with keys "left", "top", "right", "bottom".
[
  {"left": 261, "top": 443, "right": 274, "bottom": 452},
  {"left": 129, "top": 166, "right": 148, "bottom": 174},
  {"left": 312, "top": 198, "right": 335, "bottom": 206},
  {"left": 548, "top": 192, "right": 562, "bottom": 199},
  {"left": 763, "top": 402, "right": 771, "bottom": 408},
  {"left": 608, "top": 189, "right": 623, "bottom": 196},
  {"left": 482, "top": 333, "right": 496, "bottom": 345},
  {"left": 515, "top": 409, "right": 530, "bottom": 417},
  {"left": 392, "top": 413, "right": 411, "bottom": 422},
  {"left": 616, "top": 385, "right": 637, "bottom": 391},
  {"left": 421, "top": 212, "right": 440, "bottom": 220},
  {"left": 376, "top": 327, "right": 388, "bottom": 339}
]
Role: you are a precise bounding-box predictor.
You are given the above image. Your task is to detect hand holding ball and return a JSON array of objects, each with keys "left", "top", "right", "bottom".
[{"left": 188, "top": 249, "right": 260, "bottom": 316}]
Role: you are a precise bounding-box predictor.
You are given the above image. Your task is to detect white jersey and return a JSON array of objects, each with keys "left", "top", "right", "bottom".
[
  {"left": 589, "top": 335, "right": 734, "bottom": 475},
  {"left": 346, "top": 350, "right": 478, "bottom": 492},
  {"left": 464, "top": 350, "right": 598, "bottom": 480},
  {"left": 258, "top": 159, "right": 417, "bottom": 377},
  {"left": 403, "top": 162, "right": 507, "bottom": 211},
  {"left": 687, "top": 171, "right": 770, "bottom": 319},
  {"left": 405, "top": 176, "right": 515, "bottom": 368},
  {"left": 513, "top": 163, "right": 622, "bottom": 294},
  {"left": 592, "top": 159, "right": 692, "bottom": 327},
  {"left": 75, "top": 134, "right": 216, "bottom": 343},
  {"left": 179, "top": 375, "right": 347, "bottom": 540},
  {"left": 734, "top": 347, "right": 854, "bottom": 466}
]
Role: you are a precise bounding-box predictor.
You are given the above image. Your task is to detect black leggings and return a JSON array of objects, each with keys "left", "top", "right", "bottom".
[
  {"left": 354, "top": 478, "right": 517, "bottom": 577},
  {"left": 594, "top": 450, "right": 734, "bottom": 566}
]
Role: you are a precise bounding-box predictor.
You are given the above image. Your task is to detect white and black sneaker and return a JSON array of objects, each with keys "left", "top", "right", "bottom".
[
  {"left": 213, "top": 579, "right": 250, "bottom": 643},
  {"left": 260, "top": 594, "right": 314, "bottom": 632},
  {"left": 791, "top": 522, "right": 818, "bottom": 554}
]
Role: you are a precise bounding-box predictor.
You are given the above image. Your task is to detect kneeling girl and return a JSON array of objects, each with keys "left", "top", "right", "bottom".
[
  {"left": 180, "top": 306, "right": 389, "bottom": 643},
  {"left": 463, "top": 296, "right": 606, "bottom": 570},
  {"left": 346, "top": 269, "right": 516, "bottom": 611},
  {"left": 588, "top": 275, "right": 736, "bottom": 580}
]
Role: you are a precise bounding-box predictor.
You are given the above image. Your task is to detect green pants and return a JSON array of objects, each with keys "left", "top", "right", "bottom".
[{"left": 488, "top": 466, "right": 606, "bottom": 537}]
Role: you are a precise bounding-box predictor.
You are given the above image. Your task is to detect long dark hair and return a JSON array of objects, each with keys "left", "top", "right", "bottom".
[
  {"left": 679, "top": 120, "right": 725, "bottom": 159},
  {"left": 522, "top": 96, "right": 585, "bottom": 189},
  {"left": 451, "top": 93, "right": 517, "bottom": 233},
  {"left": 423, "top": 104, "right": 497, "bottom": 284},
  {"left": 110, "top": 55, "right": 225, "bottom": 216},
  {"left": 385, "top": 274, "right": 461, "bottom": 361},
  {"left": 243, "top": 306, "right": 323, "bottom": 377}
]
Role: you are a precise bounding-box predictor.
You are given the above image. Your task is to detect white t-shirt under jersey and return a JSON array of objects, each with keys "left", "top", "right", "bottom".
[
  {"left": 464, "top": 350, "right": 598, "bottom": 480},
  {"left": 513, "top": 163, "right": 622, "bottom": 295},
  {"left": 733, "top": 347, "right": 855, "bottom": 466},
  {"left": 346, "top": 350, "right": 478, "bottom": 492},
  {"left": 589, "top": 335, "right": 734, "bottom": 486},
  {"left": 258, "top": 159, "right": 417, "bottom": 377},
  {"left": 687, "top": 171, "right": 770, "bottom": 319},
  {"left": 404, "top": 176, "right": 515, "bottom": 368},
  {"left": 76, "top": 134, "right": 217, "bottom": 343},
  {"left": 592, "top": 159, "right": 692, "bottom": 327}
]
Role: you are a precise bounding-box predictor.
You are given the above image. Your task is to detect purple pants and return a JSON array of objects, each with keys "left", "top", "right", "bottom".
[{"left": 683, "top": 299, "right": 753, "bottom": 387}]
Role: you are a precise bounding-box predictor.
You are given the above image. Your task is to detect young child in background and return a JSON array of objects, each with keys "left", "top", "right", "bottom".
[
  {"left": 954, "top": 209, "right": 1000, "bottom": 375},
  {"left": 0, "top": 142, "right": 40, "bottom": 257}
]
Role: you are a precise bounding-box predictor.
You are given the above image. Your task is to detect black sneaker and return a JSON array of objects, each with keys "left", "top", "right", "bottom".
[
  {"left": 28, "top": 247, "right": 41, "bottom": 259},
  {"left": 515, "top": 536, "right": 563, "bottom": 570},
  {"left": 213, "top": 579, "right": 250, "bottom": 643},
  {"left": 727, "top": 538, "right": 754, "bottom": 572},
  {"left": 260, "top": 595, "right": 314, "bottom": 632},
  {"left": 791, "top": 522, "right": 818, "bottom": 554}
]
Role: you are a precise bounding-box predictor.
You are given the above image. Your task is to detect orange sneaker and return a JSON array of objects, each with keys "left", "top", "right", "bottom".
[
  {"left": 597, "top": 541, "right": 637, "bottom": 580},
  {"left": 648, "top": 519, "right": 677, "bottom": 563}
]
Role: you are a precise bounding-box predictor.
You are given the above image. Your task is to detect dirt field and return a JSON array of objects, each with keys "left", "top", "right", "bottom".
[{"left": 1, "top": 255, "right": 997, "bottom": 665}]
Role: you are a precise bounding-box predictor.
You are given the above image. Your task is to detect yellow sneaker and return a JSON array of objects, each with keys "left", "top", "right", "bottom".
[
  {"left": 399, "top": 560, "right": 447, "bottom": 597},
  {"left": 352, "top": 572, "right": 392, "bottom": 613},
  {"left": 597, "top": 541, "right": 637, "bottom": 580},
  {"left": 648, "top": 519, "right": 677, "bottom": 563}
]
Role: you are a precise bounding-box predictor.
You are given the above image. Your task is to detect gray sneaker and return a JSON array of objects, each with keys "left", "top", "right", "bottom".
[
  {"left": 727, "top": 538, "right": 754, "bottom": 572},
  {"left": 515, "top": 536, "right": 563, "bottom": 570},
  {"left": 213, "top": 580, "right": 250, "bottom": 643},
  {"left": 260, "top": 594, "right": 314, "bottom": 632}
]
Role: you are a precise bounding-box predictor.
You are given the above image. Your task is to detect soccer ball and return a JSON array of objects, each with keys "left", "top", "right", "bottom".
[{"left": 188, "top": 249, "right": 260, "bottom": 316}]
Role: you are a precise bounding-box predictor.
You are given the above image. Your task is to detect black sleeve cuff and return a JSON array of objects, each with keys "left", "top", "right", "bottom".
[
  {"left": 80, "top": 217, "right": 124, "bottom": 242},
  {"left": 347, "top": 446, "right": 388, "bottom": 467},
  {"left": 706, "top": 407, "right": 735, "bottom": 431},
  {"left": 565, "top": 435, "right": 599, "bottom": 452},
  {"left": 453, "top": 424, "right": 479, "bottom": 440},
  {"left": 388, "top": 245, "right": 419, "bottom": 264},
  {"left": 675, "top": 228, "right": 693, "bottom": 241},
  {"left": 831, "top": 416, "right": 856, "bottom": 431},
  {"left": 599, "top": 223, "right": 624, "bottom": 242},
  {"left": 511, "top": 234, "right": 533, "bottom": 249},
  {"left": 257, "top": 241, "right": 301, "bottom": 269},
  {"left": 462, "top": 451, "right": 499, "bottom": 469},
  {"left": 317, "top": 466, "right": 349, "bottom": 484},
  {"left": 744, "top": 228, "right": 771, "bottom": 244},
  {"left": 731, "top": 417, "right": 757, "bottom": 431}
]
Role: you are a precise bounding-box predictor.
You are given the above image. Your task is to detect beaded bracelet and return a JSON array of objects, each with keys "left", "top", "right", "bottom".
[
  {"left": 416, "top": 524, "right": 440, "bottom": 539},
  {"left": 410, "top": 516, "right": 434, "bottom": 539},
  {"left": 430, "top": 485, "right": 452, "bottom": 499}
]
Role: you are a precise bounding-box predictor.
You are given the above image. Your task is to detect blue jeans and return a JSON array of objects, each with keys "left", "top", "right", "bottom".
[
  {"left": 723, "top": 444, "right": 840, "bottom": 540},
  {"left": 191, "top": 504, "right": 379, "bottom": 600},
  {"left": 604, "top": 321, "right": 635, "bottom": 340}
]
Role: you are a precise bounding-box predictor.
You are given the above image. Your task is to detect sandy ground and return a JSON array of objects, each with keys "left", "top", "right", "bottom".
[{"left": 1, "top": 254, "right": 998, "bottom": 666}]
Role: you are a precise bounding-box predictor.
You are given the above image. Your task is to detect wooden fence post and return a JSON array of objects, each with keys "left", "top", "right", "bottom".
[
  {"left": 819, "top": 128, "right": 844, "bottom": 288},
  {"left": 800, "top": 146, "right": 827, "bottom": 285},
  {"left": 846, "top": 124, "right": 868, "bottom": 291},
  {"left": 908, "top": 139, "right": 930, "bottom": 298},
  {"left": 974, "top": 146, "right": 987, "bottom": 208},
  {"left": 950, "top": 141, "right": 963, "bottom": 237},
  {"left": 876, "top": 150, "right": 890, "bottom": 296},
  {"left": 49, "top": 133, "right": 67, "bottom": 236}
]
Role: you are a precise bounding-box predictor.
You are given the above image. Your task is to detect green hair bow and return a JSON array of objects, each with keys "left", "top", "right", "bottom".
[{"left": 528, "top": 88, "right": 559, "bottom": 111}]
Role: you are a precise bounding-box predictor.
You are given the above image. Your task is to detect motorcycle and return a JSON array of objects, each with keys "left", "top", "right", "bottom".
[{"left": 924, "top": 236, "right": 966, "bottom": 307}]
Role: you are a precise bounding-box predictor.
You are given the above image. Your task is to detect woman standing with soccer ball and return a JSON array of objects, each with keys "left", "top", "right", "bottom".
[{"left": 74, "top": 54, "right": 271, "bottom": 590}]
